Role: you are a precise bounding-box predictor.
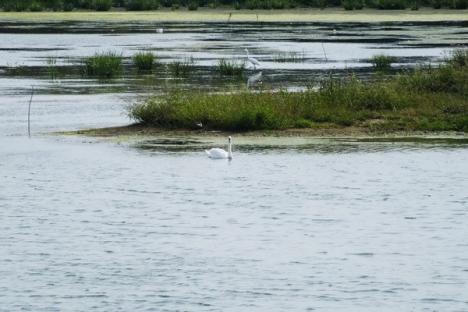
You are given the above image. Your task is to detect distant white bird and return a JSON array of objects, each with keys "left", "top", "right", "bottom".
[
  {"left": 245, "top": 48, "right": 261, "bottom": 70},
  {"left": 205, "top": 136, "right": 233, "bottom": 160},
  {"left": 156, "top": 28, "right": 164, "bottom": 33}
]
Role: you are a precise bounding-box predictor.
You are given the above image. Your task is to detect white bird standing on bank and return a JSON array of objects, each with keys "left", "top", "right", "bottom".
[
  {"left": 245, "top": 48, "right": 261, "bottom": 70},
  {"left": 205, "top": 136, "right": 233, "bottom": 160}
]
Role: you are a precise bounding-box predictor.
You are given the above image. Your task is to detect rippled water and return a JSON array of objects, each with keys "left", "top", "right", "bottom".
[
  {"left": 1, "top": 20, "right": 468, "bottom": 311},
  {"left": 1, "top": 135, "right": 468, "bottom": 311}
]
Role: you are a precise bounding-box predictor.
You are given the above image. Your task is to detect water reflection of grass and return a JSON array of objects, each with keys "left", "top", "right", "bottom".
[{"left": 129, "top": 50, "right": 468, "bottom": 132}]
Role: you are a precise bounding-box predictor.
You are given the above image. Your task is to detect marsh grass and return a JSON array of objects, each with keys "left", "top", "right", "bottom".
[
  {"left": 133, "top": 51, "right": 157, "bottom": 71},
  {"left": 217, "top": 59, "right": 245, "bottom": 77},
  {"left": 130, "top": 52, "right": 468, "bottom": 132},
  {"left": 46, "top": 56, "right": 58, "bottom": 80},
  {"left": 371, "top": 54, "right": 397, "bottom": 71},
  {"left": 273, "top": 51, "right": 306, "bottom": 63},
  {"left": 83, "top": 52, "right": 122, "bottom": 79},
  {"left": 168, "top": 57, "right": 194, "bottom": 77}
]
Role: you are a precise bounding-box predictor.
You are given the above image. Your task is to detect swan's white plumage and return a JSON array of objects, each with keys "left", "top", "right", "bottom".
[
  {"left": 206, "top": 136, "right": 233, "bottom": 159},
  {"left": 205, "top": 148, "right": 229, "bottom": 159}
]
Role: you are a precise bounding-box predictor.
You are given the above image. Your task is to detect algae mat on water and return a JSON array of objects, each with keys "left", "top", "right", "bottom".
[{"left": 1, "top": 9, "right": 468, "bottom": 23}]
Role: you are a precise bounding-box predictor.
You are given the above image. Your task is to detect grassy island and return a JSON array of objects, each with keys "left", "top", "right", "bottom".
[{"left": 128, "top": 50, "right": 467, "bottom": 133}]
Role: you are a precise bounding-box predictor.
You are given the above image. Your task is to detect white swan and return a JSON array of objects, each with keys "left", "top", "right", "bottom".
[
  {"left": 245, "top": 49, "right": 261, "bottom": 70},
  {"left": 205, "top": 136, "right": 233, "bottom": 159}
]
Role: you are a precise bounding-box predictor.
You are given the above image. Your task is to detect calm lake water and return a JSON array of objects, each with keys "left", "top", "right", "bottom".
[{"left": 1, "top": 20, "right": 468, "bottom": 311}]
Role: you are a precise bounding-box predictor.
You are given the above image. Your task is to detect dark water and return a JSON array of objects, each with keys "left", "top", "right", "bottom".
[{"left": 0, "top": 20, "right": 468, "bottom": 311}]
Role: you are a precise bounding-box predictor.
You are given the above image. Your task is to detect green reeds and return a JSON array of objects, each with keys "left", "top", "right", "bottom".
[
  {"left": 273, "top": 51, "right": 305, "bottom": 63},
  {"left": 371, "top": 54, "right": 396, "bottom": 71},
  {"left": 217, "top": 59, "right": 245, "bottom": 77},
  {"left": 168, "top": 57, "right": 194, "bottom": 77},
  {"left": 133, "top": 51, "right": 157, "bottom": 71},
  {"left": 83, "top": 51, "right": 122, "bottom": 79},
  {"left": 46, "top": 56, "right": 58, "bottom": 80},
  {"left": 129, "top": 53, "right": 468, "bottom": 132}
]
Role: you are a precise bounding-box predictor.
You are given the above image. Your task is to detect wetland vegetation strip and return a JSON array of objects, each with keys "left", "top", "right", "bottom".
[
  {"left": 129, "top": 51, "right": 467, "bottom": 132},
  {"left": 1, "top": 9, "right": 468, "bottom": 23}
]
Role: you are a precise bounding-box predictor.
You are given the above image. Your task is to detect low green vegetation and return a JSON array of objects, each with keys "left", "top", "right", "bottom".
[
  {"left": 1, "top": 0, "right": 467, "bottom": 11},
  {"left": 129, "top": 50, "right": 468, "bottom": 132},
  {"left": 273, "top": 51, "right": 305, "bottom": 63},
  {"left": 133, "top": 51, "right": 157, "bottom": 71},
  {"left": 371, "top": 54, "right": 396, "bottom": 71},
  {"left": 46, "top": 56, "right": 59, "bottom": 79},
  {"left": 217, "top": 59, "right": 245, "bottom": 77},
  {"left": 168, "top": 58, "right": 194, "bottom": 77},
  {"left": 83, "top": 51, "right": 122, "bottom": 78}
]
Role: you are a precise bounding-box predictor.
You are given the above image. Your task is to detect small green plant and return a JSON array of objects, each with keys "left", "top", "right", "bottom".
[
  {"left": 47, "top": 57, "right": 59, "bottom": 80},
  {"left": 133, "top": 51, "right": 157, "bottom": 71},
  {"left": 168, "top": 57, "right": 194, "bottom": 77},
  {"left": 273, "top": 51, "right": 305, "bottom": 63},
  {"left": 83, "top": 51, "right": 123, "bottom": 79},
  {"left": 371, "top": 54, "right": 396, "bottom": 71},
  {"left": 218, "top": 59, "right": 245, "bottom": 77}
]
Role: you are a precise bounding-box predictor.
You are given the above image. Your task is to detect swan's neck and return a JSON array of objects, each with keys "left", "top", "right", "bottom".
[
  {"left": 245, "top": 50, "right": 249, "bottom": 58},
  {"left": 228, "top": 141, "right": 232, "bottom": 159}
]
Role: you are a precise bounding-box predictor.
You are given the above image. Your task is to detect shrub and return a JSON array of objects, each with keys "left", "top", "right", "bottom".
[
  {"left": 188, "top": 0, "right": 198, "bottom": 9},
  {"left": 29, "top": 1, "right": 43, "bottom": 11},
  {"left": 377, "top": 0, "right": 406, "bottom": 9},
  {"left": 94, "top": 0, "right": 113, "bottom": 10},
  {"left": 126, "top": 0, "right": 159, "bottom": 10}
]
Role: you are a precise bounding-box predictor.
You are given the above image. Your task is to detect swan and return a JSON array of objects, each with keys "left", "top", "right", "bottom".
[
  {"left": 245, "top": 48, "right": 261, "bottom": 70},
  {"left": 205, "top": 136, "right": 233, "bottom": 160}
]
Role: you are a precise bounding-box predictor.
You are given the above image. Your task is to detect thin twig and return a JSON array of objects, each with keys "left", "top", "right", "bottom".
[
  {"left": 321, "top": 42, "right": 328, "bottom": 62},
  {"left": 28, "top": 86, "right": 34, "bottom": 138}
]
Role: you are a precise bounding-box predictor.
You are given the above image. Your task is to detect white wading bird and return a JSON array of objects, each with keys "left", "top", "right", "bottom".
[
  {"left": 205, "top": 136, "right": 233, "bottom": 160},
  {"left": 244, "top": 48, "right": 261, "bottom": 70}
]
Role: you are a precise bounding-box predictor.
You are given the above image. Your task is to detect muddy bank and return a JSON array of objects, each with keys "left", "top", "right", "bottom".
[{"left": 61, "top": 123, "right": 468, "bottom": 140}]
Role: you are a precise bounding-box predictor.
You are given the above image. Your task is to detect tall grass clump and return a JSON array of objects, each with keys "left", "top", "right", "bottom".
[
  {"left": 47, "top": 56, "right": 58, "bottom": 80},
  {"left": 168, "top": 57, "right": 194, "bottom": 77},
  {"left": 83, "top": 52, "right": 122, "bottom": 79},
  {"left": 273, "top": 51, "right": 306, "bottom": 63},
  {"left": 133, "top": 51, "right": 157, "bottom": 71},
  {"left": 371, "top": 54, "right": 396, "bottom": 71},
  {"left": 217, "top": 59, "right": 245, "bottom": 77},
  {"left": 130, "top": 52, "right": 468, "bottom": 132}
]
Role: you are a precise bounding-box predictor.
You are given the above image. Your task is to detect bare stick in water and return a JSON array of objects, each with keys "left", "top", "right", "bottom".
[
  {"left": 321, "top": 42, "right": 328, "bottom": 62},
  {"left": 28, "top": 86, "right": 34, "bottom": 138}
]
